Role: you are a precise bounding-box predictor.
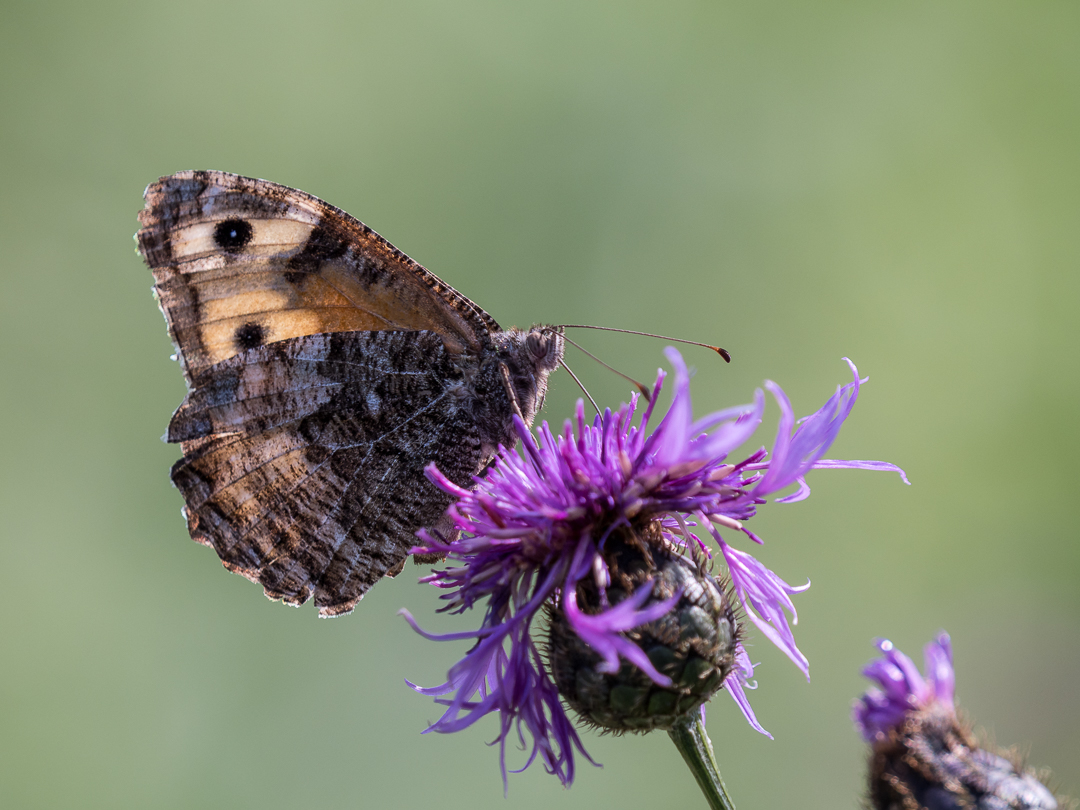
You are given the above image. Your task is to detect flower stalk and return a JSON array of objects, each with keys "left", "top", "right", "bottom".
[{"left": 669, "top": 713, "right": 737, "bottom": 810}]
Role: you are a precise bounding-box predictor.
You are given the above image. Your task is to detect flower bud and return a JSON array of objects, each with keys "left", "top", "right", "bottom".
[
  {"left": 868, "top": 704, "right": 1058, "bottom": 810},
  {"left": 547, "top": 521, "right": 739, "bottom": 732},
  {"left": 855, "top": 635, "right": 1060, "bottom": 810}
]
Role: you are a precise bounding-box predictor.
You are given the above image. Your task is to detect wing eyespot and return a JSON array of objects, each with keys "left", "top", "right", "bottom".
[
  {"left": 213, "top": 218, "right": 254, "bottom": 252},
  {"left": 234, "top": 321, "right": 267, "bottom": 350}
]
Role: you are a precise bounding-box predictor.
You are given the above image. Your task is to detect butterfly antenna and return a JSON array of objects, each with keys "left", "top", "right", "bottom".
[
  {"left": 556, "top": 325, "right": 731, "bottom": 363},
  {"left": 558, "top": 359, "right": 601, "bottom": 416},
  {"left": 557, "top": 333, "right": 653, "bottom": 402}
]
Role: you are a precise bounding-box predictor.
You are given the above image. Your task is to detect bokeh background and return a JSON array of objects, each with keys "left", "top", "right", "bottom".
[{"left": 2, "top": 1, "right": 1077, "bottom": 807}]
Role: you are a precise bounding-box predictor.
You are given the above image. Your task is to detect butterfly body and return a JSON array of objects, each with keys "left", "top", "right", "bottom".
[{"left": 138, "top": 171, "right": 562, "bottom": 617}]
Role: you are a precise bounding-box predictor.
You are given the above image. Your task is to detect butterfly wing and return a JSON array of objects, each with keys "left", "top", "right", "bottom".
[
  {"left": 137, "top": 171, "right": 494, "bottom": 615},
  {"left": 137, "top": 170, "right": 501, "bottom": 380},
  {"left": 168, "top": 330, "right": 481, "bottom": 617}
]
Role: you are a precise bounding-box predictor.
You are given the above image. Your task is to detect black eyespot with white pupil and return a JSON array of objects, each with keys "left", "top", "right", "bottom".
[
  {"left": 213, "top": 218, "right": 254, "bottom": 252},
  {"left": 234, "top": 321, "right": 266, "bottom": 350}
]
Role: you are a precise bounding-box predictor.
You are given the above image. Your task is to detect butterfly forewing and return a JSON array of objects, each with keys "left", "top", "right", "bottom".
[{"left": 138, "top": 170, "right": 500, "bottom": 379}]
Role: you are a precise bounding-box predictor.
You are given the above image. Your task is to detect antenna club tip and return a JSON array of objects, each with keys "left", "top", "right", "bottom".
[{"left": 715, "top": 347, "right": 731, "bottom": 363}]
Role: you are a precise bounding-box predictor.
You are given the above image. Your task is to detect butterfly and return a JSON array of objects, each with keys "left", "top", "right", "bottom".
[{"left": 137, "top": 171, "right": 564, "bottom": 617}]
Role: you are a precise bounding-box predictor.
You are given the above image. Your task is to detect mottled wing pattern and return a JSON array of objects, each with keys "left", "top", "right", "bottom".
[
  {"left": 136, "top": 170, "right": 501, "bottom": 380},
  {"left": 169, "top": 330, "right": 482, "bottom": 617},
  {"left": 136, "top": 170, "right": 500, "bottom": 616}
]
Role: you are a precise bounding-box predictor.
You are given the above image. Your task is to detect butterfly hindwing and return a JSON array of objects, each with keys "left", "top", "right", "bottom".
[{"left": 169, "top": 330, "right": 483, "bottom": 617}]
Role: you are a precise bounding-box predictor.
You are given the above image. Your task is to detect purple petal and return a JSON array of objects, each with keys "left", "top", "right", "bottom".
[
  {"left": 853, "top": 634, "right": 957, "bottom": 740},
  {"left": 811, "top": 458, "right": 910, "bottom": 485},
  {"left": 774, "top": 476, "right": 811, "bottom": 504},
  {"left": 563, "top": 579, "right": 681, "bottom": 686},
  {"left": 754, "top": 380, "right": 796, "bottom": 496},
  {"left": 718, "top": 536, "right": 810, "bottom": 677},
  {"left": 724, "top": 647, "right": 773, "bottom": 738},
  {"left": 690, "top": 390, "right": 766, "bottom": 462},
  {"left": 398, "top": 609, "right": 489, "bottom": 643},
  {"left": 643, "top": 348, "right": 694, "bottom": 467},
  {"left": 923, "top": 632, "right": 954, "bottom": 706},
  {"left": 755, "top": 359, "right": 864, "bottom": 498}
]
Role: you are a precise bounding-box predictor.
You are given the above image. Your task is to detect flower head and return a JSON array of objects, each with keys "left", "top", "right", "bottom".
[
  {"left": 404, "top": 349, "right": 906, "bottom": 786},
  {"left": 854, "top": 634, "right": 1060, "bottom": 810}
]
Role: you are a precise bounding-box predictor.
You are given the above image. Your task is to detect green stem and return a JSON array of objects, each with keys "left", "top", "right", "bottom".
[{"left": 668, "top": 714, "right": 737, "bottom": 810}]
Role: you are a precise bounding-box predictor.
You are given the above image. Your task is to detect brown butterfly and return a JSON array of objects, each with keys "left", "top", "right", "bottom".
[{"left": 137, "top": 170, "right": 564, "bottom": 617}]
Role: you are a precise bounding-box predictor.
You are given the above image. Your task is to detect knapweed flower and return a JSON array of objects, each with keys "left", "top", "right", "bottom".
[
  {"left": 404, "top": 349, "right": 906, "bottom": 786},
  {"left": 854, "top": 633, "right": 1060, "bottom": 810}
]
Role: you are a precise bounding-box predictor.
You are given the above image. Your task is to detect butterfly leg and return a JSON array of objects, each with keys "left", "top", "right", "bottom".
[{"left": 498, "top": 362, "right": 526, "bottom": 422}]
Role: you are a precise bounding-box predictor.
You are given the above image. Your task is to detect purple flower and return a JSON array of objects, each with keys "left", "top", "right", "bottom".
[
  {"left": 404, "top": 349, "right": 907, "bottom": 786},
  {"left": 853, "top": 633, "right": 956, "bottom": 741}
]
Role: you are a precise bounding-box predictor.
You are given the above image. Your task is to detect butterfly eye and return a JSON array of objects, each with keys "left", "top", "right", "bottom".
[{"left": 526, "top": 332, "right": 547, "bottom": 360}]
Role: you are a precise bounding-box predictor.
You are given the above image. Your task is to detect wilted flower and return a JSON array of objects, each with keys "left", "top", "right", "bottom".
[
  {"left": 404, "top": 349, "right": 906, "bottom": 786},
  {"left": 854, "top": 633, "right": 1060, "bottom": 810}
]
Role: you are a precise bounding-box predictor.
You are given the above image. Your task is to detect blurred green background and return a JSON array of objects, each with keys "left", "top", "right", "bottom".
[{"left": 2, "top": 1, "right": 1077, "bottom": 807}]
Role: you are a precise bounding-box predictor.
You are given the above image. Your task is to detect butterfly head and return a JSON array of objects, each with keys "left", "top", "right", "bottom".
[
  {"left": 525, "top": 324, "right": 564, "bottom": 375},
  {"left": 477, "top": 326, "right": 564, "bottom": 443}
]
